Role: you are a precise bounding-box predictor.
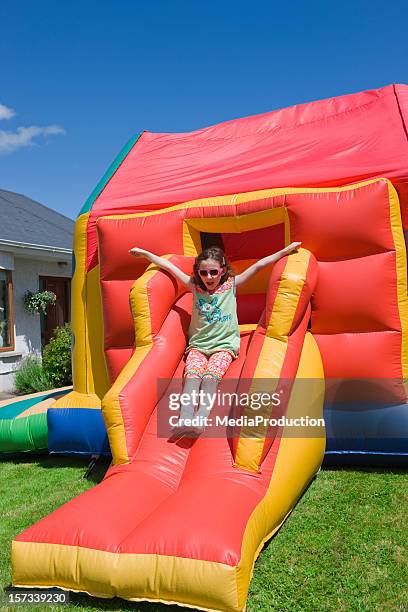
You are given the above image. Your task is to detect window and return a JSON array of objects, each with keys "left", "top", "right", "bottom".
[{"left": 0, "top": 270, "right": 14, "bottom": 351}]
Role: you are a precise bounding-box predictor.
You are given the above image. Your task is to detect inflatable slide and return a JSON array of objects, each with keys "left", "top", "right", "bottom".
[
  {"left": 10, "top": 84, "right": 408, "bottom": 610},
  {"left": 13, "top": 244, "right": 326, "bottom": 611}
]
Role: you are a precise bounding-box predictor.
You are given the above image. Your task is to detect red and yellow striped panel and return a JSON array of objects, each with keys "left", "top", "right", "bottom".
[
  {"left": 102, "top": 256, "right": 193, "bottom": 464},
  {"left": 232, "top": 249, "right": 318, "bottom": 472}
]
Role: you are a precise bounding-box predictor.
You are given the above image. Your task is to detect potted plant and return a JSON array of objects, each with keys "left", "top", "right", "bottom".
[{"left": 23, "top": 290, "right": 57, "bottom": 315}]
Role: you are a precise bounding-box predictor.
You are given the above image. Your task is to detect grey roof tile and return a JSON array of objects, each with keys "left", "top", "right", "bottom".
[{"left": 0, "top": 189, "right": 74, "bottom": 250}]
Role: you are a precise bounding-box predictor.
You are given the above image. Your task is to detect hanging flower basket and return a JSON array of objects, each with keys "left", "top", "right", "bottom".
[{"left": 23, "top": 290, "right": 57, "bottom": 315}]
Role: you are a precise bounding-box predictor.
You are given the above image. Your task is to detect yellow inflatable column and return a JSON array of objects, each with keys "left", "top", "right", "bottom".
[{"left": 52, "top": 212, "right": 110, "bottom": 410}]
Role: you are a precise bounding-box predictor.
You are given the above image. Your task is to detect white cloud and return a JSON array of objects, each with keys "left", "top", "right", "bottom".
[
  {"left": 0, "top": 103, "right": 16, "bottom": 120},
  {"left": 0, "top": 103, "right": 65, "bottom": 154},
  {"left": 0, "top": 124, "right": 66, "bottom": 154}
]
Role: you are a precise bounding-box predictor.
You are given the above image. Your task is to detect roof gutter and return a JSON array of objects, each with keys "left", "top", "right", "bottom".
[{"left": 0, "top": 238, "right": 72, "bottom": 255}]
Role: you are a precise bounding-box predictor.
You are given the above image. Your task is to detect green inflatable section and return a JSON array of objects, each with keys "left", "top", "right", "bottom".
[
  {"left": 0, "top": 389, "right": 70, "bottom": 454},
  {"left": 0, "top": 413, "right": 47, "bottom": 453}
]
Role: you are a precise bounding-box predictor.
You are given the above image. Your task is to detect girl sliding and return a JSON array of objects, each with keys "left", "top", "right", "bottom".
[{"left": 130, "top": 242, "right": 301, "bottom": 437}]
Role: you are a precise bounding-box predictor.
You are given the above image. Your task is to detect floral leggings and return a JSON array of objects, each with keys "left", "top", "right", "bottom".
[{"left": 184, "top": 348, "right": 233, "bottom": 381}]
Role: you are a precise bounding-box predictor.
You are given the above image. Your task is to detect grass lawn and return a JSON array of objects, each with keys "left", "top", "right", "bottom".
[{"left": 0, "top": 455, "right": 407, "bottom": 612}]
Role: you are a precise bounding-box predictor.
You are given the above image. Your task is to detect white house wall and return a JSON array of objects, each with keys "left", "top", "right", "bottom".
[
  {"left": 0, "top": 256, "right": 72, "bottom": 392},
  {"left": 0, "top": 251, "right": 15, "bottom": 270}
]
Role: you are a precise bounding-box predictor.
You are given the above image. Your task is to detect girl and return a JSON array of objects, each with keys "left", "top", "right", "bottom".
[{"left": 130, "top": 242, "right": 301, "bottom": 436}]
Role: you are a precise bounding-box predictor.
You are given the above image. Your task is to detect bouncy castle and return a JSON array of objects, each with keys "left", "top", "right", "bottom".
[{"left": 12, "top": 84, "right": 408, "bottom": 611}]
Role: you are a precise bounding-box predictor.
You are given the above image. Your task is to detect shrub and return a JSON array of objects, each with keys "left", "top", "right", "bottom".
[
  {"left": 14, "top": 355, "right": 52, "bottom": 393},
  {"left": 42, "top": 323, "right": 72, "bottom": 387}
]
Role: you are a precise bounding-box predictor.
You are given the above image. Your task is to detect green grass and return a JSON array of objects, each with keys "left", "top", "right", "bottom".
[
  {"left": 248, "top": 467, "right": 408, "bottom": 612},
  {"left": 0, "top": 456, "right": 407, "bottom": 612}
]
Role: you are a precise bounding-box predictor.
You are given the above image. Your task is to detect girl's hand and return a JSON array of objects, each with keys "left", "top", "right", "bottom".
[
  {"left": 129, "top": 247, "right": 148, "bottom": 257},
  {"left": 282, "top": 241, "right": 302, "bottom": 255}
]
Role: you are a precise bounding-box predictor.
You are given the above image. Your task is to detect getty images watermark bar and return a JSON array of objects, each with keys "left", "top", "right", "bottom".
[{"left": 156, "top": 377, "right": 408, "bottom": 439}]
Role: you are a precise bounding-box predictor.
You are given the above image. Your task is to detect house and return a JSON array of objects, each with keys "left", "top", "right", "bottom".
[{"left": 0, "top": 188, "right": 74, "bottom": 391}]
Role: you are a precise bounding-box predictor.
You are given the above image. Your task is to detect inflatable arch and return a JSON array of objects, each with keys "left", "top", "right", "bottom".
[{"left": 11, "top": 84, "right": 408, "bottom": 611}]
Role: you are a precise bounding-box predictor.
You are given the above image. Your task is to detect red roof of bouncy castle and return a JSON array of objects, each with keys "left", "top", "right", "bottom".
[{"left": 85, "top": 83, "right": 408, "bottom": 269}]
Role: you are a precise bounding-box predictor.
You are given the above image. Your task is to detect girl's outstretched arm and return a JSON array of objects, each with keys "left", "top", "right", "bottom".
[
  {"left": 129, "top": 248, "right": 193, "bottom": 288},
  {"left": 235, "top": 242, "right": 302, "bottom": 287}
]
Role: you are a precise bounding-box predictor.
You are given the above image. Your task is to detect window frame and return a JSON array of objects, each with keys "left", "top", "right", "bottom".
[{"left": 0, "top": 269, "right": 15, "bottom": 353}]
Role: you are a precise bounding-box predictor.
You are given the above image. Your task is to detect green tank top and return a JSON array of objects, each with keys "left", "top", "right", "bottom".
[{"left": 186, "top": 276, "right": 240, "bottom": 358}]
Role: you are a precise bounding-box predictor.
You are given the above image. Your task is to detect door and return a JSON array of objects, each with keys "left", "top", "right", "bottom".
[{"left": 39, "top": 276, "right": 70, "bottom": 347}]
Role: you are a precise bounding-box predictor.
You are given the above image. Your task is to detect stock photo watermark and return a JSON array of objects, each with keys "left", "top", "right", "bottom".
[{"left": 155, "top": 377, "right": 408, "bottom": 440}]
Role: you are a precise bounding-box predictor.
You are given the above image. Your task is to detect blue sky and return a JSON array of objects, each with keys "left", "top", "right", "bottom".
[{"left": 1, "top": 0, "right": 407, "bottom": 220}]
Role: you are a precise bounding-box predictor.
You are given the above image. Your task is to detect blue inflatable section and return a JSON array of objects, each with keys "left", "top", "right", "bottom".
[
  {"left": 47, "top": 408, "right": 111, "bottom": 456},
  {"left": 47, "top": 401, "right": 408, "bottom": 463},
  {"left": 324, "top": 402, "right": 408, "bottom": 465}
]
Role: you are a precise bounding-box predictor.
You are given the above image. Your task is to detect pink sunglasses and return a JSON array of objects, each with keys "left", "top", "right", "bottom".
[{"left": 198, "top": 268, "right": 222, "bottom": 278}]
